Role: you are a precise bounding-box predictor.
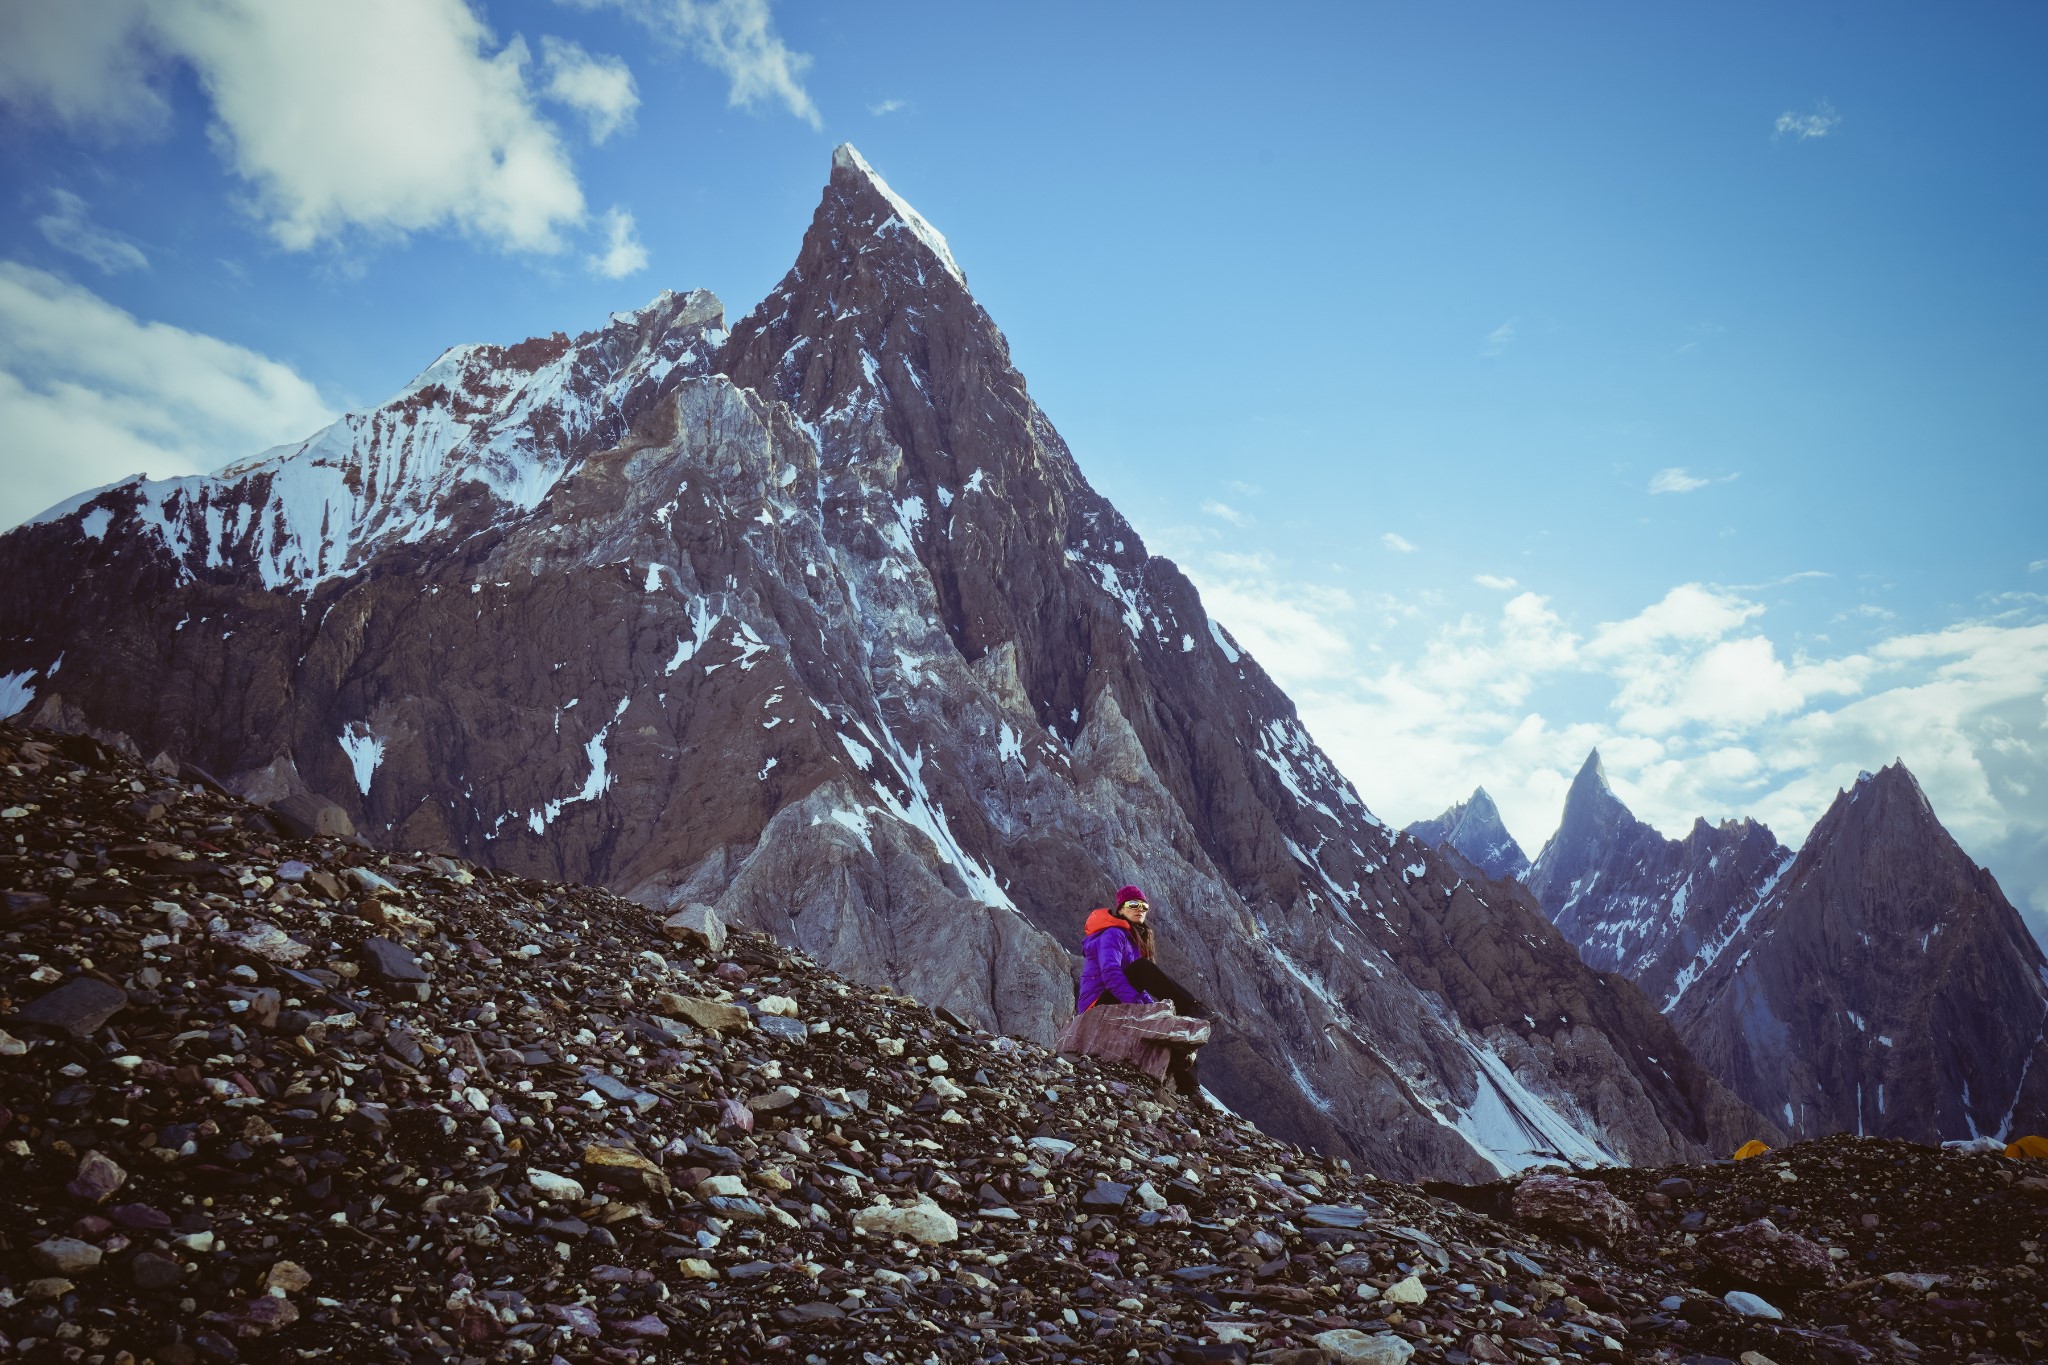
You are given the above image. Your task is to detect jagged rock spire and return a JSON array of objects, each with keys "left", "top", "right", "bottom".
[{"left": 1405, "top": 785, "right": 1530, "bottom": 881}]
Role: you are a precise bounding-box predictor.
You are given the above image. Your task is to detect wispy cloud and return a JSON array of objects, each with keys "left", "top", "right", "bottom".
[
  {"left": 868, "top": 98, "right": 905, "bottom": 116},
  {"left": 36, "top": 190, "right": 148, "bottom": 274},
  {"left": 1833, "top": 603, "right": 1897, "bottom": 624},
  {"left": 1202, "top": 500, "right": 1249, "bottom": 527},
  {"left": 1382, "top": 532, "right": 1418, "bottom": 554},
  {"left": 586, "top": 205, "right": 648, "bottom": 278},
  {"left": 1184, "top": 552, "right": 1359, "bottom": 683},
  {"left": 1480, "top": 319, "right": 1516, "bottom": 357},
  {"left": 1775, "top": 98, "right": 1841, "bottom": 141},
  {"left": 577, "top": 0, "right": 821, "bottom": 129},
  {"left": 2030, "top": 559, "right": 2047, "bottom": 573},
  {"left": 1726, "top": 570, "right": 1831, "bottom": 592},
  {"left": 1675, "top": 322, "right": 1725, "bottom": 356},
  {"left": 1649, "top": 467, "right": 1708, "bottom": 495},
  {"left": 540, "top": 36, "right": 638, "bottom": 143},
  {"left": 1475, "top": 574, "right": 1519, "bottom": 591},
  {"left": 1648, "top": 467, "right": 1742, "bottom": 496}
]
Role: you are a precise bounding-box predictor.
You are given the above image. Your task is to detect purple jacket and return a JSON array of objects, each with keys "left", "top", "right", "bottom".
[{"left": 1077, "top": 908, "right": 1153, "bottom": 1011}]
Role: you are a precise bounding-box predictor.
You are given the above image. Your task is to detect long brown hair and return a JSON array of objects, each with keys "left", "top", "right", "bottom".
[{"left": 1122, "top": 910, "right": 1158, "bottom": 960}]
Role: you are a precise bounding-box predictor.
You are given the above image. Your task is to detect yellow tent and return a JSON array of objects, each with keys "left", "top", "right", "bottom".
[
  {"left": 1731, "top": 1140, "right": 1772, "bottom": 1160},
  {"left": 2005, "top": 1135, "right": 2048, "bottom": 1159}
]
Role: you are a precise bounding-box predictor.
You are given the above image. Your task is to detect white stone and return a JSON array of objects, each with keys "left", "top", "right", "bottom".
[
  {"left": 853, "top": 1197, "right": 959, "bottom": 1245},
  {"left": 758, "top": 994, "right": 800, "bottom": 1018},
  {"left": 1383, "top": 1274, "right": 1427, "bottom": 1305},
  {"left": 696, "top": 1175, "right": 747, "bottom": 1198},
  {"left": 1134, "top": 1180, "right": 1167, "bottom": 1211},
  {"left": 1310, "top": 1328, "right": 1414, "bottom": 1364},
  {"left": 526, "top": 1169, "right": 585, "bottom": 1202},
  {"left": 1724, "top": 1290, "right": 1782, "bottom": 1319}
]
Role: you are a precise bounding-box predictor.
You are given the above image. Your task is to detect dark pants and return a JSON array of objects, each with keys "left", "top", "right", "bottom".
[{"left": 1124, "top": 959, "right": 1206, "bottom": 1097}]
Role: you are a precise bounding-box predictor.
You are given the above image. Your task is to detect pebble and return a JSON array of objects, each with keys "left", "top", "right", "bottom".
[
  {"left": 130, "top": 1252, "right": 183, "bottom": 1291},
  {"left": 65, "top": 1148, "right": 127, "bottom": 1203},
  {"left": 1383, "top": 1274, "right": 1428, "bottom": 1305},
  {"left": 15, "top": 973, "right": 127, "bottom": 1035},
  {"left": 1724, "top": 1289, "right": 1784, "bottom": 1319},
  {"left": 31, "top": 1236, "right": 104, "bottom": 1275},
  {"left": 526, "top": 1169, "right": 585, "bottom": 1201}
]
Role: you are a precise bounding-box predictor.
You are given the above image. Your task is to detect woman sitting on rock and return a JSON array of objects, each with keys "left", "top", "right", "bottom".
[{"left": 1055, "top": 885, "right": 1212, "bottom": 1100}]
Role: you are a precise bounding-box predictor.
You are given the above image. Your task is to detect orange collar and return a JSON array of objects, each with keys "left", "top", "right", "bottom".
[{"left": 1084, "top": 907, "right": 1128, "bottom": 936}]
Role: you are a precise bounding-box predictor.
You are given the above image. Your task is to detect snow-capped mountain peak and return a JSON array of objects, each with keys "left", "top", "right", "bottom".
[
  {"left": 830, "top": 142, "right": 967, "bottom": 288},
  {"left": 21, "top": 289, "right": 725, "bottom": 591}
]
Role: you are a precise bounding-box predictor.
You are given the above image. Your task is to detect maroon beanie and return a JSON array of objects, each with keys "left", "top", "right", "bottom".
[{"left": 1114, "top": 885, "right": 1148, "bottom": 908}]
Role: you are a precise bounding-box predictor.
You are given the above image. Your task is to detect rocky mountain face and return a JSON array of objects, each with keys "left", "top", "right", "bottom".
[
  {"left": 1528, "top": 752, "right": 2048, "bottom": 1144},
  {"left": 1527, "top": 752, "right": 1794, "bottom": 1014},
  {"left": 1673, "top": 765, "right": 2048, "bottom": 1144},
  {"left": 0, "top": 145, "right": 1759, "bottom": 1181},
  {"left": 8, "top": 725, "right": 2044, "bottom": 1364},
  {"left": 1406, "top": 788, "right": 1530, "bottom": 882}
]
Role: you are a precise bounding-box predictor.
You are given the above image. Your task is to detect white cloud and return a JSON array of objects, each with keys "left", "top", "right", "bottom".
[
  {"left": 587, "top": 205, "right": 648, "bottom": 278},
  {"left": 1649, "top": 466, "right": 1709, "bottom": 494},
  {"left": 1775, "top": 98, "right": 1841, "bottom": 141},
  {"left": 1475, "top": 574, "right": 1519, "bottom": 591},
  {"left": 2030, "top": 559, "right": 2046, "bottom": 573},
  {"left": 0, "top": 0, "right": 165, "bottom": 134},
  {"left": 0, "top": 262, "right": 334, "bottom": 530},
  {"left": 1480, "top": 319, "right": 1516, "bottom": 356},
  {"left": 575, "top": 0, "right": 820, "bottom": 129},
  {"left": 539, "top": 36, "right": 638, "bottom": 143},
  {"left": 36, "top": 191, "right": 148, "bottom": 273},
  {"left": 5, "top": 0, "right": 588, "bottom": 255},
  {"left": 1181, "top": 556, "right": 2048, "bottom": 916},
  {"left": 1382, "top": 532, "right": 1418, "bottom": 554},
  {"left": 1184, "top": 553, "right": 1357, "bottom": 684},
  {"left": 1201, "top": 500, "right": 1248, "bottom": 527},
  {"left": 868, "top": 98, "right": 905, "bottom": 116}
]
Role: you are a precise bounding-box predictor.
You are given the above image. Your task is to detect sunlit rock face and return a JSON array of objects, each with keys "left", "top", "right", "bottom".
[{"left": 0, "top": 146, "right": 1760, "bottom": 1179}]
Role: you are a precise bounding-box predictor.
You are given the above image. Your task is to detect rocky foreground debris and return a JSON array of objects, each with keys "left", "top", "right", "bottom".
[{"left": 0, "top": 722, "right": 2042, "bottom": 1364}]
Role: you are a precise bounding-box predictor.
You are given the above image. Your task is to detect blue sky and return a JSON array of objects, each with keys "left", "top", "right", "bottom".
[{"left": 3, "top": 2, "right": 2046, "bottom": 919}]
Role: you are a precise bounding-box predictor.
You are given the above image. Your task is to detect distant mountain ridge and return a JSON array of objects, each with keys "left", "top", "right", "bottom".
[
  {"left": 0, "top": 145, "right": 1760, "bottom": 1181},
  {"left": 1525, "top": 751, "right": 1794, "bottom": 1013},
  {"left": 1526, "top": 752, "right": 2048, "bottom": 1143},
  {"left": 1405, "top": 786, "right": 1530, "bottom": 882}
]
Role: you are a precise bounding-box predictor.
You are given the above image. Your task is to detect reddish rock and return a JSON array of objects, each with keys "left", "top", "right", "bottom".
[
  {"left": 66, "top": 1150, "right": 127, "bottom": 1203},
  {"left": 1701, "top": 1217, "right": 1833, "bottom": 1289},
  {"left": 1510, "top": 1174, "right": 1640, "bottom": 1245}
]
